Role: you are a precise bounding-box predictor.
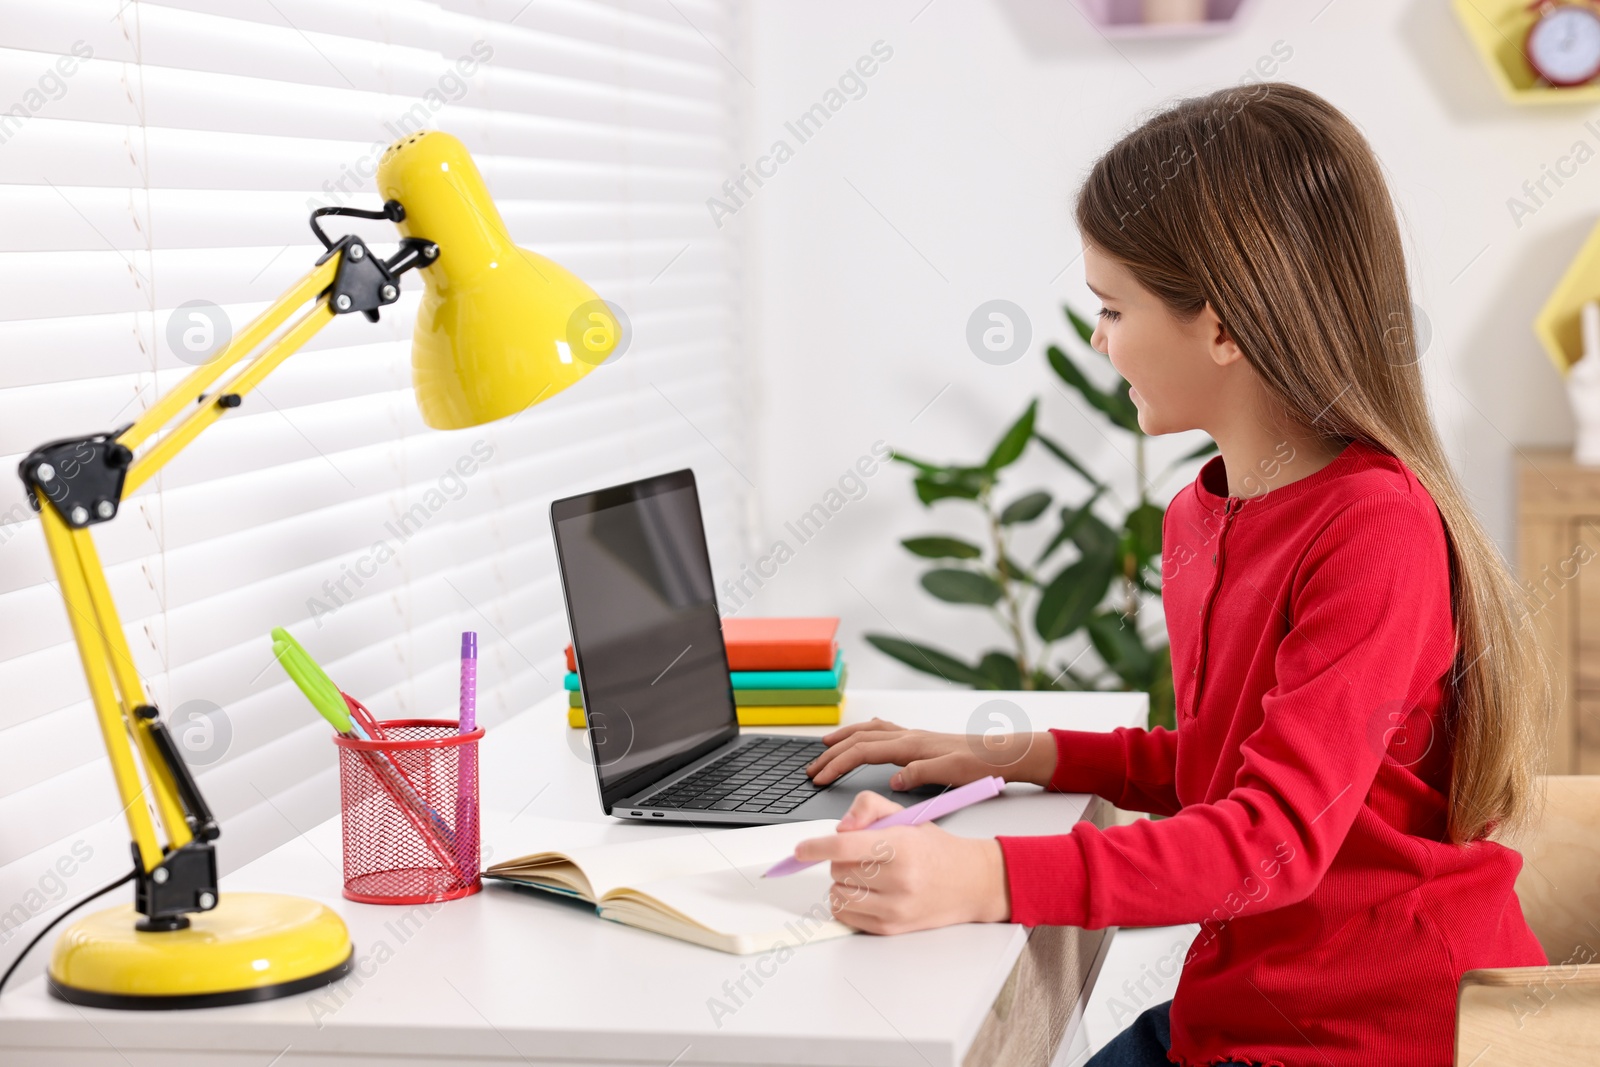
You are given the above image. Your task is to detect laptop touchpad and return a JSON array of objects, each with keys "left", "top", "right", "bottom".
[{"left": 800, "top": 762, "right": 929, "bottom": 818}]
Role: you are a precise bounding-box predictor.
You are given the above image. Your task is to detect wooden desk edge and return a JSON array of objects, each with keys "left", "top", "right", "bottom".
[{"left": 961, "top": 796, "right": 1113, "bottom": 1067}]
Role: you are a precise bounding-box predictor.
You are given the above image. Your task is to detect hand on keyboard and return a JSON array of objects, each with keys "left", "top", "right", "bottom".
[{"left": 803, "top": 717, "right": 1057, "bottom": 790}]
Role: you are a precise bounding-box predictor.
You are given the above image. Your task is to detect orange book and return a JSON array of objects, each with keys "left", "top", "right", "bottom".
[{"left": 565, "top": 616, "right": 839, "bottom": 672}]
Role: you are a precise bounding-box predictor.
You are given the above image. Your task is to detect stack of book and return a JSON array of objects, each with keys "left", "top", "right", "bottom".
[{"left": 564, "top": 617, "right": 846, "bottom": 728}]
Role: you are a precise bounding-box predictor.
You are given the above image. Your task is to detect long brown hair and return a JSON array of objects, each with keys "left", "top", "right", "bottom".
[{"left": 1075, "top": 82, "right": 1551, "bottom": 843}]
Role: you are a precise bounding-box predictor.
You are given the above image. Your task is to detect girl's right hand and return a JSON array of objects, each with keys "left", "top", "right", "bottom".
[{"left": 803, "top": 717, "right": 1058, "bottom": 790}]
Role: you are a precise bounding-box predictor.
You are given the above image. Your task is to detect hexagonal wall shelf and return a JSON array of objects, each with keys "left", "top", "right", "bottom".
[
  {"left": 1453, "top": 0, "right": 1600, "bottom": 105},
  {"left": 1534, "top": 219, "right": 1600, "bottom": 378},
  {"left": 1082, "top": 0, "right": 1256, "bottom": 38}
]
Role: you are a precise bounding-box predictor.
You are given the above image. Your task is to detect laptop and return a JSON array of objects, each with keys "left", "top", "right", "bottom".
[{"left": 550, "top": 468, "right": 926, "bottom": 824}]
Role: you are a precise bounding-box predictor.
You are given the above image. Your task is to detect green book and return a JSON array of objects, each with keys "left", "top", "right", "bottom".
[
  {"left": 569, "top": 682, "right": 845, "bottom": 709},
  {"left": 563, "top": 652, "right": 846, "bottom": 692}
]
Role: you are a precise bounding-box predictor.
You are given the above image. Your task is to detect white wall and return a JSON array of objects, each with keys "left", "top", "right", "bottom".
[{"left": 730, "top": 0, "right": 1581, "bottom": 690}]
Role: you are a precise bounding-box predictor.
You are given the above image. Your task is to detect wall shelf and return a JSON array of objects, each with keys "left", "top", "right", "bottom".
[
  {"left": 1080, "top": 0, "right": 1254, "bottom": 38},
  {"left": 1453, "top": 0, "right": 1600, "bottom": 105},
  {"left": 1534, "top": 218, "right": 1600, "bottom": 378}
]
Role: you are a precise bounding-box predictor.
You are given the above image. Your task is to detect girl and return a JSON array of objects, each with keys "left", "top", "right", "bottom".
[{"left": 793, "top": 82, "right": 1553, "bottom": 1067}]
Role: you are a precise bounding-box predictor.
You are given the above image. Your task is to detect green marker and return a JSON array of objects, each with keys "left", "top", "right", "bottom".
[{"left": 272, "top": 633, "right": 352, "bottom": 735}]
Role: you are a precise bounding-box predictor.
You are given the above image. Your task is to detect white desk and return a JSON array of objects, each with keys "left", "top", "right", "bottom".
[{"left": 0, "top": 689, "right": 1144, "bottom": 1067}]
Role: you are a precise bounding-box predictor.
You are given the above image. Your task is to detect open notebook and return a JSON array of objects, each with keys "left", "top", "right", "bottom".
[{"left": 483, "top": 816, "right": 855, "bottom": 955}]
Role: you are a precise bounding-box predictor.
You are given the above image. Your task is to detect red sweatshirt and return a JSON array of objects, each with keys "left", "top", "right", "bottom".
[{"left": 996, "top": 438, "right": 1546, "bottom": 1067}]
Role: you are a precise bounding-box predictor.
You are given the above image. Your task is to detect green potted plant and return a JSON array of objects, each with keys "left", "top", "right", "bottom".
[{"left": 866, "top": 307, "right": 1214, "bottom": 730}]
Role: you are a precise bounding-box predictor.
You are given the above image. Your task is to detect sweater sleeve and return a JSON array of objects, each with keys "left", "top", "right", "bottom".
[
  {"left": 996, "top": 491, "right": 1455, "bottom": 929},
  {"left": 1044, "top": 725, "right": 1182, "bottom": 817}
]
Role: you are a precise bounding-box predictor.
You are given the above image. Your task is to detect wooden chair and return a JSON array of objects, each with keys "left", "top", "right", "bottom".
[{"left": 1457, "top": 776, "right": 1600, "bottom": 1064}]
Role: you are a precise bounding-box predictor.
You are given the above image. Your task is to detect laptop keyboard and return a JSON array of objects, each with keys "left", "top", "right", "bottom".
[{"left": 640, "top": 737, "right": 830, "bottom": 814}]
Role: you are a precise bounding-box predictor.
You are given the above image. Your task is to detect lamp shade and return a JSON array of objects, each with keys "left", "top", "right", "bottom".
[{"left": 376, "top": 131, "right": 620, "bottom": 429}]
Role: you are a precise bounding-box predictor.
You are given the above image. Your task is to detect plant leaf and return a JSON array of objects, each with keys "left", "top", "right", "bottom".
[
  {"left": 1147, "top": 646, "right": 1176, "bottom": 731},
  {"left": 1047, "top": 345, "right": 1141, "bottom": 434},
  {"left": 999, "top": 490, "right": 1052, "bottom": 525},
  {"left": 984, "top": 399, "right": 1037, "bottom": 472},
  {"left": 1046, "top": 344, "right": 1102, "bottom": 405},
  {"left": 1087, "top": 610, "right": 1156, "bottom": 689},
  {"left": 902, "top": 536, "right": 983, "bottom": 560},
  {"left": 914, "top": 473, "right": 986, "bottom": 506},
  {"left": 1072, "top": 509, "right": 1120, "bottom": 562},
  {"left": 1032, "top": 432, "right": 1104, "bottom": 490},
  {"left": 1027, "top": 668, "right": 1067, "bottom": 691},
  {"left": 1065, "top": 304, "right": 1097, "bottom": 349},
  {"left": 1035, "top": 485, "right": 1109, "bottom": 565},
  {"left": 921, "top": 568, "right": 1004, "bottom": 606},
  {"left": 977, "top": 651, "right": 1023, "bottom": 690},
  {"left": 997, "top": 552, "right": 1036, "bottom": 585},
  {"left": 1133, "top": 569, "right": 1163, "bottom": 597},
  {"left": 1124, "top": 502, "right": 1164, "bottom": 565},
  {"left": 864, "top": 634, "right": 986, "bottom": 687},
  {"left": 898, "top": 454, "right": 993, "bottom": 501},
  {"left": 1034, "top": 553, "right": 1116, "bottom": 641},
  {"left": 889, "top": 450, "right": 947, "bottom": 474}
]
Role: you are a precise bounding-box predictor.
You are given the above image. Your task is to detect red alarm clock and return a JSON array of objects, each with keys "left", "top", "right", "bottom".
[{"left": 1526, "top": 1, "right": 1600, "bottom": 87}]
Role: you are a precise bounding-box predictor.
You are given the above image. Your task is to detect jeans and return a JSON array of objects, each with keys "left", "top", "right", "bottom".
[{"left": 1085, "top": 1000, "right": 1256, "bottom": 1067}]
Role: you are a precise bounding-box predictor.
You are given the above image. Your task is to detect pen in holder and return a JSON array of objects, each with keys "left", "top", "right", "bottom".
[
  {"left": 456, "top": 632, "right": 478, "bottom": 886},
  {"left": 333, "top": 698, "right": 484, "bottom": 904}
]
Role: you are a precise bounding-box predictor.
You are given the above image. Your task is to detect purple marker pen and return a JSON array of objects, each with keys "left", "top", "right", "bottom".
[
  {"left": 456, "top": 631, "right": 479, "bottom": 882},
  {"left": 459, "top": 631, "right": 477, "bottom": 734}
]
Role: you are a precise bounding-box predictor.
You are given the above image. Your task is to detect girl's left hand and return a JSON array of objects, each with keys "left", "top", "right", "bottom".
[{"left": 790, "top": 791, "right": 1013, "bottom": 934}]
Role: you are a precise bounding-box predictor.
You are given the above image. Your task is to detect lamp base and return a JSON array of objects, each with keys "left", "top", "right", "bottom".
[{"left": 47, "top": 892, "right": 353, "bottom": 1010}]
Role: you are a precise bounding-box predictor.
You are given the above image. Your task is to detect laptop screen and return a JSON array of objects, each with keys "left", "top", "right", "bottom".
[{"left": 549, "top": 469, "right": 738, "bottom": 809}]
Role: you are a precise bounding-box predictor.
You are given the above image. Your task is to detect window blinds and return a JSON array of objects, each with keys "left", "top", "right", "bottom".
[{"left": 0, "top": 0, "right": 747, "bottom": 931}]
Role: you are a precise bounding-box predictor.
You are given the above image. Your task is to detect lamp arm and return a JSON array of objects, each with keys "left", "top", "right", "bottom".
[
  {"left": 15, "top": 212, "right": 436, "bottom": 928},
  {"left": 20, "top": 277, "right": 338, "bottom": 926}
]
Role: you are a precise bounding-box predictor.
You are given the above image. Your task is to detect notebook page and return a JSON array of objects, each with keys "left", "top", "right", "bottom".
[
  {"left": 602, "top": 859, "right": 854, "bottom": 954},
  {"left": 573, "top": 819, "right": 839, "bottom": 898},
  {"left": 484, "top": 814, "right": 839, "bottom": 900}
]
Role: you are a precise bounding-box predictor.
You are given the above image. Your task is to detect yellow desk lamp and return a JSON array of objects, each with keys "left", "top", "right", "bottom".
[{"left": 18, "top": 131, "right": 618, "bottom": 1008}]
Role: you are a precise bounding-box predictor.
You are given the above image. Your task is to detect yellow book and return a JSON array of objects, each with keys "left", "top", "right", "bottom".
[{"left": 567, "top": 700, "right": 843, "bottom": 729}]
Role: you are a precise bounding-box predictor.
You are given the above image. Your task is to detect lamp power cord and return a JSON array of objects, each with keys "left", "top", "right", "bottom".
[{"left": 0, "top": 867, "right": 136, "bottom": 998}]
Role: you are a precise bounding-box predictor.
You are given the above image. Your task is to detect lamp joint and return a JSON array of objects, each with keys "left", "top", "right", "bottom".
[
  {"left": 17, "top": 433, "right": 132, "bottom": 526},
  {"left": 317, "top": 234, "right": 406, "bottom": 324},
  {"left": 133, "top": 840, "right": 219, "bottom": 932}
]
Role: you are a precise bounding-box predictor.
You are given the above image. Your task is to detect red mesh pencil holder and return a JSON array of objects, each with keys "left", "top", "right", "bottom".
[{"left": 334, "top": 716, "right": 484, "bottom": 905}]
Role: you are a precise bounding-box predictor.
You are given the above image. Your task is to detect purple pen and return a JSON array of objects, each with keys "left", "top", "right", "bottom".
[
  {"left": 459, "top": 631, "right": 477, "bottom": 733},
  {"left": 762, "top": 775, "right": 1007, "bottom": 877},
  {"left": 456, "top": 631, "right": 479, "bottom": 881}
]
